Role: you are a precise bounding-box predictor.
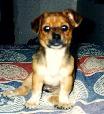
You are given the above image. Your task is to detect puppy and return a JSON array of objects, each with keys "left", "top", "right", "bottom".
[{"left": 3, "top": 9, "right": 82, "bottom": 109}]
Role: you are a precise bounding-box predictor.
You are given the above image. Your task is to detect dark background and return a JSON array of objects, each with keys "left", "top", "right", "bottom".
[{"left": 0, "top": 0, "right": 15, "bottom": 44}]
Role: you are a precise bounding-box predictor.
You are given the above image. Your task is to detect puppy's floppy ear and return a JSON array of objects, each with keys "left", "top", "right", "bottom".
[
  {"left": 63, "top": 9, "right": 83, "bottom": 27},
  {"left": 31, "top": 15, "right": 43, "bottom": 33}
]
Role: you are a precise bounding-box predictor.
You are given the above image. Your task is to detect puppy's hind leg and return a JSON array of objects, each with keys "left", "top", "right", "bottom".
[{"left": 3, "top": 73, "right": 32, "bottom": 97}]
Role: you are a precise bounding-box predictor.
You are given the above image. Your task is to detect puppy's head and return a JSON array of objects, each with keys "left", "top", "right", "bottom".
[{"left": 31, "top": 9, "right": 82, "bottom": 49}]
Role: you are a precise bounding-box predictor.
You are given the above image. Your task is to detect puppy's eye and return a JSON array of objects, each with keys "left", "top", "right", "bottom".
[
  {"left": 43, "top": 26, "right": 50, "bottom": 32},
  {"left": 61, "top": 25, "right": 69, "bottom": 32}
]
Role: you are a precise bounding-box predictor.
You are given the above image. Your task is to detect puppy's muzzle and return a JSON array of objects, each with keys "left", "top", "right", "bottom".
[{"left": 48, "top": 32, "right": 63, "bottom": 48}]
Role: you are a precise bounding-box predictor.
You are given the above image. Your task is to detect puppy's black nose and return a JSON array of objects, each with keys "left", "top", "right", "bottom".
[
  {"left": 51, "top": 32, "right": 62, "bottom": 46},
  {"left": 48, "top": 32, "right": 63, "bottom": 47},
  {"left": 52, "top": 32, "right": 61, "bottom": 41}
]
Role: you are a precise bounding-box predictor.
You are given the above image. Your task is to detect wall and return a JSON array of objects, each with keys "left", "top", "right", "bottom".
[
  {"left": 14, "top": 0, "right": 40, "bottom": 44},
  {"left": 14, "top": 0, "right": 77, "bottom": 44},
  {"left": 39, "top": 0, "right": 77, "bottom": 13}
]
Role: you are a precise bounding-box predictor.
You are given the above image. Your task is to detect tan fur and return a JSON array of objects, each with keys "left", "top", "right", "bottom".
[{"left": 3, "top": 9, "right": 82, "bottom": 109}]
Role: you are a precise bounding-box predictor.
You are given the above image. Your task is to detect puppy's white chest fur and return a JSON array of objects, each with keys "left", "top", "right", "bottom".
[
  {"left": 46, "top": 48, "right": 65, "bottom": 76},
  {"left": 38, "top": 47, "right": 68, "bottom": 86}
]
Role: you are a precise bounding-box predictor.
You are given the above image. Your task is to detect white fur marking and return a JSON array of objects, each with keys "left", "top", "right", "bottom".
[
  {"left": 46, "top": 47, "right": 66, "bottom": 76},
  {"left": 37, "top": 47, "right": 70, "bottom": 86}
]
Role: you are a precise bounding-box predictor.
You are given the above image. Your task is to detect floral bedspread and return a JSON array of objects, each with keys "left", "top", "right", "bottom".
[{"left": 0, "top": 43, "right": 104, "bottom": 114}]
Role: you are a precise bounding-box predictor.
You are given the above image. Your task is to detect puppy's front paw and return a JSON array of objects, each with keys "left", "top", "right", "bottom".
[
  {"left": 25, "top": 98, "right": 38, "bottom": 109},
  {"left": 55, "top": 103, "right": 73, "bottom": 110},
  {"left": 2, "top": 90, "right": 16, "bottom": 97},
  {"left": 48, "top": 95, "right": 72, "bottom": 110}
]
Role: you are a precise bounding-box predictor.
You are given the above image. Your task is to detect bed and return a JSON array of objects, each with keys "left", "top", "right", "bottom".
[{"left": 0, "top": 43, "right": 104, "bottom": 114}]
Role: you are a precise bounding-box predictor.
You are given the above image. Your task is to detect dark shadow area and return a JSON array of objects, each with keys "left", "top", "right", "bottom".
[
  {"left": 70, "top": 17, "right": 95, "bottom": 56},
  {"left": 0, "top": 0, "right": 15, "bottom": 45},
  {"left": 27, "top": 36, "right": 40, "bottom": 46},
  {"left": 95, "top": 0, "right": 104, "bottom": 4},
  {"left": 70, "top": 0, "right": 96, "bottom": 58}
]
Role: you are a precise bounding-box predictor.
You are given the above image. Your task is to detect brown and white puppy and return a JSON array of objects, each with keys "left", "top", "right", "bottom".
[{"left": 3, "top": 9, "right": 82, "bottom": 109}]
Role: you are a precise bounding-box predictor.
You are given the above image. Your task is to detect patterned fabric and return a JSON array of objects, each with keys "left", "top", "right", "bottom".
[
  {"left": 0, "top": 43, "right": 104, "bottom": 114},
  {"left": 0, "top": 63, "right": 32, "bottom": 82},
  {"left": 0, "top": 49, "right": 37, "bottom": 62}
]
